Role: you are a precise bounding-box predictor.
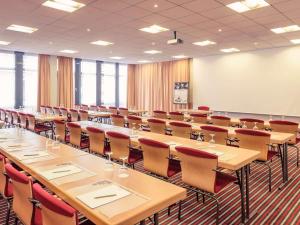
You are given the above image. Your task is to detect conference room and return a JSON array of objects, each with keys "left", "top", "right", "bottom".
[{"left": 0, "top": 0, "right": 299, "bottom": 224}]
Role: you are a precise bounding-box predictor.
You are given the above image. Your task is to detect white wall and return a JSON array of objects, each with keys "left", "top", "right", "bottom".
[{"left": 192, "top": 45, "right": 300, "bottom": 117}]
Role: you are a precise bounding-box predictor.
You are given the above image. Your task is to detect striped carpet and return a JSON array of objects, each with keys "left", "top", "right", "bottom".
[{"left": 1, "top": 146, "right": 299, "bottom": 225}]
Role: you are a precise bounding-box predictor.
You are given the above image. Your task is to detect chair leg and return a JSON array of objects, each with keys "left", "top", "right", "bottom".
[
  {"left": 211, "top": 195, "right": 220, "bottom": 225},
  {"left": 196, "top": 192, "right": 199, "bottom": 201},
  {"left": 265, "top": 162, "right": 272, "bottom": 192},
  {"left": 202, "top": 194, "right": 205, "bottom": 203},
  {"left": 178, "top": 200, "right": 182, "bottom": 220},
  {"left": 14, "top": 217, "right": 18, "bottom": 225},
  {"left": 5, "top": 200, "right": 11, "bottom": 225}
]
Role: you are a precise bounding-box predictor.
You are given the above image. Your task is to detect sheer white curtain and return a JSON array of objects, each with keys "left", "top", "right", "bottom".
[
  {"left": 119, "top": 64, "right": 128, "bottom": 107},
  {"left": 101, "top": 63, "right": 116, "bottom": 106},
  {"left": 81, "top": 60, "right": 96, "bottom": 105}
]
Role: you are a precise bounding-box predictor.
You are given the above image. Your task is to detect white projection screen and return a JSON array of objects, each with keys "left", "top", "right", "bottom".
[{"left": 192, "top": 46, "right": 300, "bottom": 117}]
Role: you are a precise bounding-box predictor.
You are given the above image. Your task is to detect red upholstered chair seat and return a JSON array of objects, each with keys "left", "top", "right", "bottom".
[
  {"left": 33, "top": 207, "right": 43, "bottom": 225},
  {"left": 5, "top": 182, "right": 13, "bottom": 197},
  {"left": 128, "top": 150, "right": 143, "bottom": 164},
  {"left": 80, "top": 138, "right": 90, "bottom": 149},
  {"left": 35, "top": 124, "right": 52, "bottom": 133},
  {"left": 214, "top": 171, "right": 237, "bottom": 193},
  {"left": 167, "top": 159, "right": 181, "bottom": 177}
]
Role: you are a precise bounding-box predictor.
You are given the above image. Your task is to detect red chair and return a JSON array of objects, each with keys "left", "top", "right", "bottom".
[
  {"left": 153, "top": 110, "right": 167, "bottom": 119},
  {"left": 169, "top": 112, "right": 184, "bottom": 121},
  {"left": 32, "top": 183, "right": 93, "bottom": 225},
  {"left": 106, "top": 131, "right": 143, "bottom": 168},
  {"left": 98, "top": 106, "right": 107, "bottom": 112},
  {"left": 169, "top": 122, "right": 192, "bottom": 138},
  {"left": 81, "top": 104, "right": 89, "bottom": 110},
  {"left": 211, "top": 115, "right": 231, "bottom": 127},
  {"left": 27, "top": 114, "right": 52, "bottom": 135},
  {"left": 40, "top": 105, "right": 46, "bottom": 114},
  {"left": 60, "top": 107, "right": 69, "bottom": 117},
  {"left": 119, "top": 107, "right": 129, "bottom": 116},
  {"left": 200, "top": 125, "right": 229, "bottom": 145},
  {"left": 269, "top": 120, "right": 299, "bottom": 167},
  {"left": 108, "top": 106, "right": 118, "bottom": 114},
  {"left": 53, "top": 107, "right": 61, "bottom": 115},
  {"left": 111, "top": 114, "right": 125, "bottom": 127},
  {"left": 46, "top": 106, "right": 54, "bottom": 115},
  {"left": 0, "top": 108, "right": 6, "bottom": 122},
  {"left": 69, "top": 109, "right": 79, "bottom": 122},
  {"left": 0, "top": 156, "right": 13, "bottom": 225},
  {"left": 147, "top": 118, "right": 167, "bottom": 134},
  {"left": 54, "top": 120, "right": 69, "bottom": 143},
  {"left": 139, "top": 138, "right": 181, "bottom": 178},
  {"left": 89, "top": 105, "right": 98, "bottom": 111},
  {"left": 67, "top": 123, "right": 89, "bottom": 149},
  {"left": 11, "top": 111, "right": 19, "bottom": 127},
  {"left": 86, "top": 127, "right": 110, "bottom": 156},
  {"left": 5, "top": 164, "right": 41, "bottom": 225},
  {"left": 127, "top": 115, "right": 143, "bottom": 129},
  {"left": 235, "top": 129, "right": 276, "bottom": 191},
  {"left": 198, "top": 106, "right": 210, "bottom": 111},
  {"left": 176, "top": 146, "right": 237, "bottom": 224},
  {"left": 19, "top": 112, "right": 28, "bottom": 129},
  {"left": 240, "top": 118, "right": 264, "bottom": 130},
  {"left": 190, "top": 113, "right": 208, "bottom": 123},
  {"left": 6, "top": 110, "right": 13, "bottom": 127},
  {"left": 79, "top": 110, "right": 89, "bottom": 121}
]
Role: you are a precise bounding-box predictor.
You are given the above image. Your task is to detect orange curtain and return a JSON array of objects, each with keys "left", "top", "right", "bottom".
[
  {"left": 37, "top": 54, "right": 51, "bottom": 110},
  {"left": 127, "top": 59, "right": 192, "bottom": 112},
  {"left": 57, "top": 56, "right": 74, "bottom": 108}
]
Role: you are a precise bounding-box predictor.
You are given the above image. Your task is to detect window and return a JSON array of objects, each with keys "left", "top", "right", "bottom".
[
  {"left": 119, "top": 64, "right": 128, "bottom": 107},
  {"left": 23, "top": 54, "right": 38, "bottom": 110},
  {"left": 0, "top": 52, "right": 15, "bottom": 108},
  {"left": 81, "top": 61, "right": 96, "bottom": 105},
  {"left": 101, "top": 63, "right": 116, "bottom": 106}
]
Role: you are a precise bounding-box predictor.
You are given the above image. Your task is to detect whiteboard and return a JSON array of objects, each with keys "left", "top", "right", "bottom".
[{"left": 192, "top": 46, "right": 300, "bottom": 116}]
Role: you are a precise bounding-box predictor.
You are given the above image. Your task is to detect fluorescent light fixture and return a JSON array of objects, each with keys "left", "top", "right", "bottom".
[
  {"left": 138, "top": 60, "right": 151, "bottom": 63},
  {"left": 291, "top": 39, "right": 300, "bottom": 44},
  {"left": 271, "top": 25, "right": 300, "bottom": 34},
  {"left": 193, "top": 40, "right": 216, "bottom": 46},
  {"left": 60, "top": 49, "right": 78, "bottom": 54},
  {"left": 139, "top": 25, "right": 169, "bottom": 34},
  {"left": 144, "top": 50, "right": 162, "bottom": 54},
  {"left": 220, "top": 48, "right": 240, "bottom": 53},
  {"left": 91, "top": 40, "right": 114, "bottom": 46},
  {"left": 0, "top": 41, "right": 11, "bottom": 45},
  {"left": 110, "top": 56, "right": 124, "bottom": 60},
  {"left": 6, "top": 24, "right": 38, "bottom": 33},
  {"left": 227, "top": 0, "right": 269, "bottom": 13},
  {"left": 42, "top": 0, "right": 85, "bottom": 12},
  {"left": 173, "top": 55, "right": 188, "bottom": 59}
]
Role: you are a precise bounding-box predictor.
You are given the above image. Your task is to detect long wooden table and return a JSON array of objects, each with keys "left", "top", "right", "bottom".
[
  {"left": 76, "top": 121, "right": 260, "bottom": 223},
  {"left": 0, "top": 128, "right": 186, "bottom": 225}
]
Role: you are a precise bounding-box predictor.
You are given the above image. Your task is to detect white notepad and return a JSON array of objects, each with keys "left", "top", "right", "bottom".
[
  {"left": 14, "top": 151, "right": 50, "bottom": 160},
  {"left": 77, "top": 184, "right": 130, "bottom": 209},
  {"left": 206, "top": 149, "right": 224, "bottom": 156},
  {"left": 40, "top": 165, "right": 82, "bottom": 180}
]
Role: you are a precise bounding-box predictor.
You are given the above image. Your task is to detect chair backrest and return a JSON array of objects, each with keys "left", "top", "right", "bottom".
[
  {"left": 127, "top": 115, "right": 142, "bottom": 129},
  {"left": 12, "top": 111, "right": 19, "bottom": 125},
  {"left": 139, "top": 138, "right": 170, "bottom": 177},
  {"left": 240, "top": 118, "right": 264, "bottom": 130},
  {"left": 169, "top": 122, "right": 191, "bottom": 138},
  {"left": 81, "top": 104, "right": 89, "bottom": 110},
  {"left": 19, "top": 112, "right": 27, "bottom": 128},
  {"left": 176, "top": 146, "right": 217, "bottom": 193},
  {"left": 33, "top": 183, "right": 77, "bottom": 225},
  {"left": 27, "top": 114, "right": 36, "bottom": 131},
  {"left": 69, "top": 109, "right": 79, "bottom": 122},
  {"left": 54, "top": 120, "right": 67, "bottom": 142},
  {"left": 86, "top": 127, "right": 105, "bottom": 155},
  {"left": 79, "top": 110, "right": 89, "bottom": 121},
  {"left": 60, "top": 107, "right": 68, "bottom": 117},
  {"left": 269, "top": 120, "right": 298, "bottom": 144},
  {"left": 5, "top": 164, "right": 34, "bottom": 225},
  {"left": 111, "top": 114, "right": 125, "bottom": 127},
  {"left": 106, "top": 131, "right": 130, "bottom": 161},
  {"left": 46, "top": 106, "right": 54, "bottom": 114},
  {"left": 89, "top": 105, "right": 98, "bottom": 111},
  {"left": 147, "top": 118, "right": 166, "bottom": 134},
  {"left": 169, "top": 112, "right": 184, "bottom": 121},
  {"left": 198, "top": 106, "right": 210, "bottom": 111},
  {"left": 6, "top": 110, "right": 12, "bottom": 124},
  {"left": 67, "top": 123, "right": 82, "bottom": 147},
  {"left": 98, "top": 106, "right": 107, "bottom": 112},
  {"left": 40, "top": 106, "right": 46, "bottom": 114},
  {"left": 211, "top": 115, "right": 231, "bottom": 127},
  {"left": 190, "top": 113, "right": 208, "bottom": 123},
  {"left": 0, "top": 156, "right": 10, "bottom": 198},
  {"left": 53, "top": 107, "right": 61, "bottom": 115},
  {"left": 153, "top": 110, "right": 167, "bottom": 119},
  {"left": 0, "top": 109, "right": 6, "bottom": 121},
  {"left": 108, "top": 106, "right": 118, "bottom": 114},
  {"left": 235, "top": 129, "right": 271, "bottom": 161},
  {"left": 201, "top": 125, "right": 228, "bottom": 145},
  {"left": 119, "top": 108, "right": 129, "bottom": 116}
]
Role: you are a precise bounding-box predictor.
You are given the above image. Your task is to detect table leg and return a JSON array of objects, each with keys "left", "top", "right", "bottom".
[
  {"left": 139, "top": 220, "right": 146, "bottom": 225},
  {"left": 154, "top": 213, "right": 159, "bottom": 225},
  {"left": 240, "top": 167, "right": 246, "bottom": 223},
  {"left": 279, "top": 143, "right": 291, "bottom": 190}
]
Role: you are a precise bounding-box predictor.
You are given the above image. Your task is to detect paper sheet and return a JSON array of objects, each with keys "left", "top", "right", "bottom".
[
  {"left": 40, "top": 165, "right": 82, "bottom": 180},
  {"left": 13, "top": 151, "right": 50, "bottom": 160},
  {"left": 76, "top": 184, "right": 130, "bottom": 209}
]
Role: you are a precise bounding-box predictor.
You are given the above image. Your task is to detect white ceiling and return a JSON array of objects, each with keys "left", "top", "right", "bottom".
[{"left": 0, "top": 0, "right": 300, "bottom": 63}]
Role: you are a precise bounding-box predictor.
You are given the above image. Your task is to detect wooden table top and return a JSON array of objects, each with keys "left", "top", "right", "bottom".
[
  {"left": 140, "top": 117, "right": 294, "bottom": 145},
  {"left": 177, "top": 109, "right": 212, "bottom": 114},
  {"left": 77, "top": 121, "right": 260, "bottom": 171},
  {"left": 0, "top": 128, "right": 186, "bottom": 225},
  {"left": 87, "top": 111, "right": 112, "bottom": 118}
]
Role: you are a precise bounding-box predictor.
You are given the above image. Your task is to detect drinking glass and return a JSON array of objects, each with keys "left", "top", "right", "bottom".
[
  {"left": 53, "top": 135, "right": 60, "bottom": 149},
  {"left": 104, "top": 152, "right": 114, "bottom": 171},
  {"left": 242, "top": 121, "right": 247, "bottom": 129},
  {"left": 197, "top": 133, "right": 203, "bottom": 142},
  {"left": 253, "top": 122, "right": 258, "bottom": 130},
  {"left": 46, "top": 137, "right": 53, "bottom": 150},
  {"left": 209, "top": 134, "right": 216, "bottom": 148},
  {"left": 131, "top": 123, "right": 137, "bottom": 135},
  {"left": 118, "top": 156, "right": 129, "bottom": 178},
  {"left": 281, "top": 115, "right": 285, "bottom": 120},
  {"left": 269, "top": 114, "right": 273, "bottom": 121}
]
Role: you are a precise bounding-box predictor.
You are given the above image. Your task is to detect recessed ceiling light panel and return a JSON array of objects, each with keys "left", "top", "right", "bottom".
[
  {"left": 91, "top": 40, "right": 114, "bottom": 46},
  {"left": 144, "top": 50, "right": 162, "bottom": 54},
  {"left": 0, "top": 41, "right": 11, "bottom": 45},
  {"left": 173, "top": 55, "right": 188, "bottom": 59},
  {"left": 42, "top": 0, "right": 85, "bottom": 12},
  {"left": 138, "top": 60, "right": 151, "bottom": 63},
  {"left": 60, "top": 49, "right": 78, "bottom": 54},
  {"left": 227, "top": 0, "right": 269, "bottom": 13},
  {"left": 271, "top": 25, "right": 300, "bottom": 34},
  {"left": 139, "top": 25, "right": 169, "bottom": 34},
  {"left": 291, "top": 39, "right": 300, "bottom": 44},
  {"left": 110, "top": 56, "right": 124, "bottom": 60},
  {"left": 220, "top": 48, "right": 240, "bottom": 53},
  {"left": 6, "top": 24, "right": 38, "bottom": 33},
  {"left": 193, "top": 40, "right": 216, "bottom": 46}
]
